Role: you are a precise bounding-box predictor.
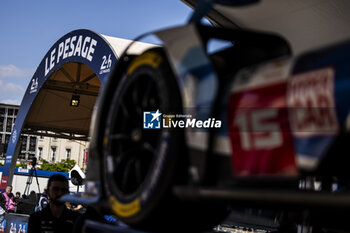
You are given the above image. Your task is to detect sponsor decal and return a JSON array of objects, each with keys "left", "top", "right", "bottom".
[
  {"left": 229, "top": 80, "right": 296, "bottom": 175},
  {"left": 30, "top": 78, "right": 38, "bottom": 94},
  {"left": 0, "top": 176, "right": 8, "bottom": 191},
  {"left": 287, "top": 67, "right": 338, "bottom": 136},
  {"left": 44, "top": 35, "right": 98, "bottom": 76},
  {"left": 5, "top": 214, "right": 28, "bottom": 233},
  {"left": 0, "top": 218, "right": 5, "bottom": 232},
  {"left": 18, "top": 168, "right": 29, "bottom": 173},
  {"left": 99, "top": 54, "right": 112, "bottom": 74},
  {"left": 127, "top": 52, "right": 162, "bottom": 75},
  {"left": 11, "top": 129, "right": 17, "bottom": 144},
  {"left": 109, "top": 196, "right": 140, "bottom": 218}
]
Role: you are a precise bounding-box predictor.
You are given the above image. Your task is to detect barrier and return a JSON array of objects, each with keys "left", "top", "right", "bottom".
[{"left": 0, "top": 213, "right": 29, "bottom": 233}]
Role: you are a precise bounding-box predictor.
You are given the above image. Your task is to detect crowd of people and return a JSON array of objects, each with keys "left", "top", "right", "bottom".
[
  {"left": 0, "top": 174, "right": 94, "bottom": 233},
  {"left": 0, "top": 185, "right": 47, "bottom": 216},
  {"left": 0, "top": 185, "right": 17, "bottom": 223}
]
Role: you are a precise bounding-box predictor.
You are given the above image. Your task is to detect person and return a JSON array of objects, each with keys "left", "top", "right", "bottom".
[
  {"left": 72, "top": 204, "right": 85, "bottom": 214},
  {"left": 14, "top": 191, "right": 22, "bottom": 213},
  {"left": 15, "top": 192, "right": 21, "bottom": 200},
  {"left": 14, "top": 191, "right": 21, "bottom": 203},
  {"left": 0, "top": 199, "right": 4, "bottom": 226},
  {"left": 35, "top": 190, "right": 48, "bottom": 212},
  {"left": 65, "top": 193, "right": 85, "bottom": 214},
  {"left": 0, "top": 185, "right": 16, "bottom": 213},
  {"left": 28, "top": 174, "right": 81, "bottom": 233}
]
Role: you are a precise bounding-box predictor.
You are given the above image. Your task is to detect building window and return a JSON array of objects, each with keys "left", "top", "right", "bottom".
[
  {"left": 4, "top": 135, "right": 10, "bottom": 153},
  {"left": 20, "top": 136, "right": 27, "bottom": 152},
  {"left": 3, "top": 134, "right": 10, "bottom": 155},
  {"left": 38, "top": 147, "right": 43, "bottom": 160},
  {"left": 8, "top": 109, "right": 13, "bottom": 116},
  {"left": 40, "top": 135, "right": 44, "bottom": 140},
  {"left": 66, "top": 148, "right": 71, "bottom": 159},
  {"left": 18, "top": 153, "right": 25, "bottom": 160},
  {"left": 0, "top": 141, "right": 4, "bottom": 157},
  {"left": 28, "top": 154, "right": 35, "bottom": 161},
  {"left": 6, "top": 118, "right": 13, "bottom": 132},
  {"left": 29, "top": 137, "right": 36, "bottom": 152},
  {"left": 0, "top": 108, "right": 5, "bottom": 115},
  {"left": 0, "top": 117, "right": 4, "bottom": 131},
  {"left": 4, "top": 135, "right": 10, "bottom": 144},
  {"left": 14, "top": 109, "right": 18, "bottom": 116},
  {"left": 51, "top": 147, "right": 56, "bottom": 162},
  {"left": 2, "top": 144, "right": 7, "bottom": 156}
]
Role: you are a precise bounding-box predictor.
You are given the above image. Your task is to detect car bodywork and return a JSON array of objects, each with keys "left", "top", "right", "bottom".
[{"left": 80, "top": 0, "right": 350, "bottom": 231}]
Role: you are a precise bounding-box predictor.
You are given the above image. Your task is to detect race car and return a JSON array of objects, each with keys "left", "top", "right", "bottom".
[{"left": 84, "top": 0, "right": 350, "bottom": 232}]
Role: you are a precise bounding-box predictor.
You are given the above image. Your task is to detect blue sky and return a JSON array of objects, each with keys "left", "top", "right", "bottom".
[{"left": 0, "top": 1, "right": 193, "bottom": 105}]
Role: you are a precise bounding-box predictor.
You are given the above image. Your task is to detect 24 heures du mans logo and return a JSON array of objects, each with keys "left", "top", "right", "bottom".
[{"left": 143, "top": 110, "right": 222, "bottom": 129}]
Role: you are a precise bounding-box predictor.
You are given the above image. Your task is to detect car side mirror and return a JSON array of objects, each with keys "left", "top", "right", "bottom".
[{"left": 70, "top": 165, "right": 86, "bottom": 186}]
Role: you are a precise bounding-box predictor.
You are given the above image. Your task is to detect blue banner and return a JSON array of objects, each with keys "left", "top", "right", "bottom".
[{"left": 1, "top": 29, "right": 118, "bottom": 190}]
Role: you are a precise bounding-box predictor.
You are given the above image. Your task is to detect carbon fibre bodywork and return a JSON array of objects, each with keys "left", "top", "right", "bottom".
[{"left": 82, "top": 1, "right": 350, "bottom": 231}]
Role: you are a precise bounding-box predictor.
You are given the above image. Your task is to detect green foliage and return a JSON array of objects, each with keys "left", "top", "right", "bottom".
[
  {"left": 39, "top": 159, "right": 76, "bottom": 172},
  {"left": 16, "top": 162, "right": 27, "bottom": 168}
]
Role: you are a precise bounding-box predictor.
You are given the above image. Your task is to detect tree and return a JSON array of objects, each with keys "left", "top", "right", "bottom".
[
  {"left": 39, "top": 159, "right": 76, "bottom": 172},
  {"left": 16, "top": 162, "right": 27, "bottom": 168}
]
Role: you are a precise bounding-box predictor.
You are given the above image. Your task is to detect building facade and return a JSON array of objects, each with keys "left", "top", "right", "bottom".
[
  {"left": 0, "top": 103, "right": 87, "bottom": 168},
  {"left": 36, "top": 136, "right": 88, "bottom": 168}
]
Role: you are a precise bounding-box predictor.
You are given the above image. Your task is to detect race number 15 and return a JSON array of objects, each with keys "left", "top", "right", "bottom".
[{"left": 234, "top": 109, "right": 283, "bottom": 150}]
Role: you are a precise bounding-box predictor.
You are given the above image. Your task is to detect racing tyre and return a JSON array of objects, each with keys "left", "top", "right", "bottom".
[
  {"left": 103, "top": 48, "right": 227, "bottom": 232},
  {"left": 102, "top": 48, "right": 184, "bottom": 231},
  {"left": 102, "top": 48, "right": 227, "bottom": 232}
]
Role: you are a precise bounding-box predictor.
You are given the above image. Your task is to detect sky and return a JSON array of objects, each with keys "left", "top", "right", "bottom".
[{"left": 0, "top": 1, "right": 193, "bottom": 105}]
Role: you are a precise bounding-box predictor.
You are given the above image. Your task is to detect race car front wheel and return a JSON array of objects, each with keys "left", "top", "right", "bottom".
[
  {"left": 102, "top": 48, "right": 227, "bottom": 232},
  {"left": 102, "top": 48, "right": 188, "bottom": 230}
]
